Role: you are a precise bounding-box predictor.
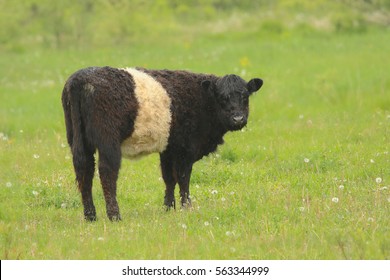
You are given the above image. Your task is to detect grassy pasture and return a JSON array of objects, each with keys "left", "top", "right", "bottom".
[{"left": 0, "top": 21, "right": 389, "bottom": 258}]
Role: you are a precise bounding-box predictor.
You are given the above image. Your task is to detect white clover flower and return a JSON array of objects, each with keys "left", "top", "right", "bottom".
[
  {"left": 211, "top": 190, "right": 218, "bottom": 195},
  {"left": 376, "top": 177, "right": 382, "bottom": 184},
  {"left": 61, "top": 203, "right": 67, "bottom": 209},
  {"left": 32, "top": 191, "right": 39, "bottom": 196},
  {"left": 221, "top": 197, "right": 226, "bottom": 202},
  {"left": 33, "top": 154, "right": 40, "bottom": 159},
  {"left": 6, "top": 182, "right": 12, "bottom": 188},
  {"left": 204, "top": 221, "right": 210, "bottom": 226},
  {"left": 0, "top": 132, "right": 8, "bottom": 141},
  {"left": 332, "top": 197, "right": 339, "bottom": 203},
  {"left": 181, "top": 224, "right": 187, "bottom": 230},
  {"left": 97, "top": 237, "right": 104, "bottom": 241},
  {"left": 304, "top": 158, "right": 310, "bottom": 163},
  {"left": 339, "top": 185, "right": 344, "bottom": 190}
]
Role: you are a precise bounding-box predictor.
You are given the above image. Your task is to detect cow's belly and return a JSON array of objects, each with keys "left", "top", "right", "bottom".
[
  {"left": 121, "top": 127, "right": 170, "bottom": 159},
  {"left": 120, "top": 68, "right": 171, "bottom": 159}
]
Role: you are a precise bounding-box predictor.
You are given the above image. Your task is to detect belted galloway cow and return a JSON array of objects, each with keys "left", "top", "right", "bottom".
[{"left": 62, "top": 67, "right": 263, "bottom": 221}]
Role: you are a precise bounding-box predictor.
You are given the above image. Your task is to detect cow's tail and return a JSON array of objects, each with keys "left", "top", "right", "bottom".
[{"left": 61, "top": 77, "right": 88, "bottom": 185}]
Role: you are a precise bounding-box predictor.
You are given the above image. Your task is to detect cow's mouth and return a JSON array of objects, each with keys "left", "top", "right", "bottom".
[{"left": 228, "top": 114, "right": 247, "bottom": 131}]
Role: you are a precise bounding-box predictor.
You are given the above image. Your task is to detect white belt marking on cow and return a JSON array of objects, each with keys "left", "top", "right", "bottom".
[{"left": 120, "top": 68, "right": 172, "bottom": 159}]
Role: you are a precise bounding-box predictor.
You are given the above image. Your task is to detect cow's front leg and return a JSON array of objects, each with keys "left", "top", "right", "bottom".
[
  {"left": 176, "top": 160, "right": 193, "bottom": 208},
  {"left": 160, "top": 152, "right": 176, "bottom": 210}
]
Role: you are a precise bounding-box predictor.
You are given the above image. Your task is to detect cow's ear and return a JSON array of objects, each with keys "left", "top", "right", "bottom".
[
  {"left": 202, "top": 80, "right": 214, "bottom": 92},
  {"left": 247, "top": 78, "right": 263, "bottom": 95},
  {"left": 202, "top": 80, "right": 218, "bottom": 99}
]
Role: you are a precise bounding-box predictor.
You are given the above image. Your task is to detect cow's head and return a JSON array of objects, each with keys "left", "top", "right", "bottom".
[{"left": 202, "top": 74, "right": 263, "bottom": 131}]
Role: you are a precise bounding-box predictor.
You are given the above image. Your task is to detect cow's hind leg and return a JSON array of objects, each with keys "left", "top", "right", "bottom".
[
  {"left": 160, "top": 152, "right": 177, "bottom": 210},
  {"left": 73, "top": 147, "right": 96, "bottom": 221},
  {"left": 98, "top": 145, "right": 122, "bottom": 221}
]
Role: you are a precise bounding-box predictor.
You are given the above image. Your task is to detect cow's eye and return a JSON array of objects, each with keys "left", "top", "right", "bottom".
[{"left": 221, "top": 94, "right": 230, "bottom": 103}]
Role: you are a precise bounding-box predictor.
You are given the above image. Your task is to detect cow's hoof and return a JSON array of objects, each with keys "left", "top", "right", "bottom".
[
  {"left": 84, "top": 214, "right": 97, "bottom": 222},
  {"left": 108, "top": 213, "right": 122, "bottom": 222},
  {"left": 164, "top": 199, "right": 176, "bottom": 211},
  {"left": 181, "top": 200, "right": 192, "bottom": 210},
  {"left": 84, "top": 209, "right": 97, "bottom": 222}
]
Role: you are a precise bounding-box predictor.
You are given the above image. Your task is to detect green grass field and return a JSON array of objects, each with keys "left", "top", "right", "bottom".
[{"left": 1, "top": 6, "right": 389, "bottom": 259}]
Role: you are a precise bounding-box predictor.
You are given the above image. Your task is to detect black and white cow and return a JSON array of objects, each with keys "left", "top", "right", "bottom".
[{"left": 62, "top": 67, "right": 263, "bottom": 221}]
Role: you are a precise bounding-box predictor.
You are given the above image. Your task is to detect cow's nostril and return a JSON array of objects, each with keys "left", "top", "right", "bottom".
[{"left": 233, "top": 115, "right": 244, "bottom": 123}]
